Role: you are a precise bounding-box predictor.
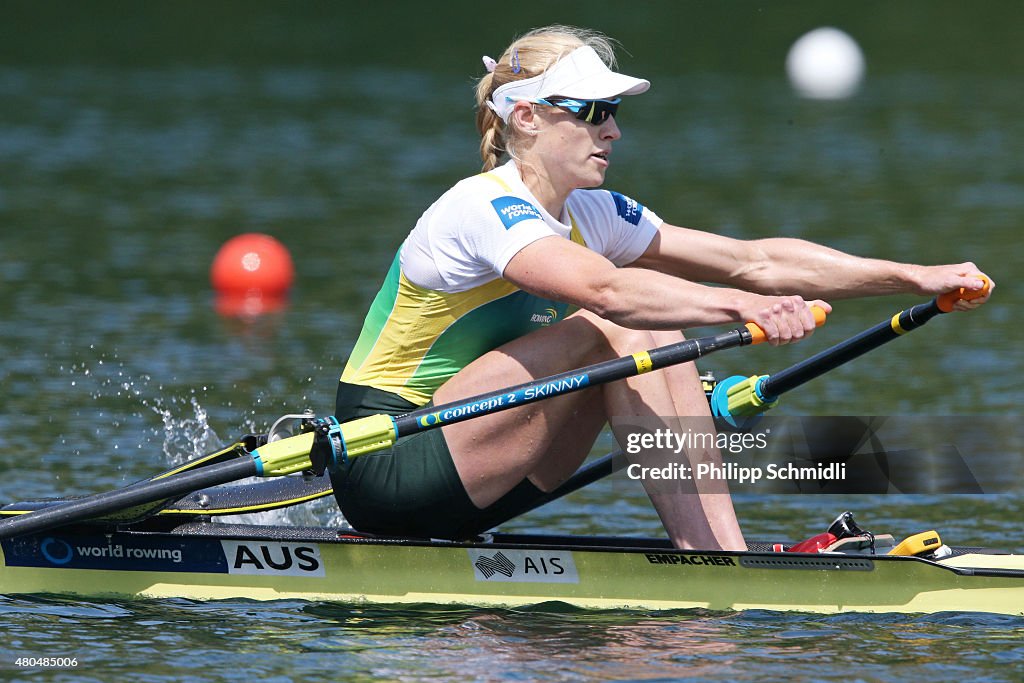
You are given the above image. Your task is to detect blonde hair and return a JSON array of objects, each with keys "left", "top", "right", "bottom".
[{"left": 475, "top": 26, "right": 620, "bottom": 171}]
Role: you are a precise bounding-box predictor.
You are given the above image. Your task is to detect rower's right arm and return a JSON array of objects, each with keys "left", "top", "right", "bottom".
[{"left": 502, "top": 236, "right": 827, "bottom": 345}]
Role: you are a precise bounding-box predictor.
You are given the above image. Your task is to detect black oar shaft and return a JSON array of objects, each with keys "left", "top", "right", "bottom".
[
  {"left": 392, "top": 328, "right": 752, "bottom": 437},
  {"left": 761, "top": 300, "right": 941, "bottom": 399},
  {"left": 468, "top": 450, "right": 627, "bottom": 535},
  {"left": 0, "top": 458, "right": 257, "bottom": 539}
]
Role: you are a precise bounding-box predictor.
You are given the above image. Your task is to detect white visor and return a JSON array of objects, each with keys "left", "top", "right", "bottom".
[{"left": 489, "top": 45, "right": 650, "bottom": 122}]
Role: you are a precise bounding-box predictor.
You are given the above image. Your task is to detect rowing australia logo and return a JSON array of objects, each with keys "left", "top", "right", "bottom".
[
  {"left": 467, "top": 548, "right": 579, "bottom": 584},
  {"left": 530, "top": 307, "right": 559, "bottom": 326}
]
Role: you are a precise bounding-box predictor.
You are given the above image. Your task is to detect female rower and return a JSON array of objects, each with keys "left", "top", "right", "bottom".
[{"left": 329, "top": 25, "right": 992, "bottom": 549}]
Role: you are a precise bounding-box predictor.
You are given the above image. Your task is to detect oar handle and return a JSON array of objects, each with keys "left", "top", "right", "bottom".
[
  {"left": 744, "top": 305, "right": 829, "bottom": 345},
  {"left": 935, "top": 274, "right": 991, "bottom": 313}
]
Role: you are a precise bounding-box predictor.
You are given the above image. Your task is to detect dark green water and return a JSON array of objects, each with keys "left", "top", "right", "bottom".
[{"left": 1, "top": 2, "right": 1022, "bottom": 681}]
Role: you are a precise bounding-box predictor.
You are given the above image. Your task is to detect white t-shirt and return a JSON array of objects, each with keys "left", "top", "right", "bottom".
[
  {"left": 401, "top": 160, "right": 661, "bottom": 291},
  {"left": 341, "top": 160, "right": 663, "bottom": 405}
]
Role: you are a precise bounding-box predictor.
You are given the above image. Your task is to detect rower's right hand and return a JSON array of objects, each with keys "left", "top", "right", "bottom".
[
  {"left": 910, "top": 263, "right": 994, "bottom": 312},
  {"left": 746, "top": 295, "right": 831, "bottom": 346}
]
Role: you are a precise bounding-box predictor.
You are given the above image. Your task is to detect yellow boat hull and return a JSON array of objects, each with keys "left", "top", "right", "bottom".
[{"left": 2, "top": 523, "right": 1021, "bottom": 615}]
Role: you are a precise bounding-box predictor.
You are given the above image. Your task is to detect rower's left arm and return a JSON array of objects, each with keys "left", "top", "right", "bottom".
[{"left": 630, "top": 223, "right": 994, "bottom": 310}]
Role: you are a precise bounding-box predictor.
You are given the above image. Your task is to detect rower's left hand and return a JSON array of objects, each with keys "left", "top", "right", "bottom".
[{"left": 912, "top": 263, "right": 994, "bottom": 311}]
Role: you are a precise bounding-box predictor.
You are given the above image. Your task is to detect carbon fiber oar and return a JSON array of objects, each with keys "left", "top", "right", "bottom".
[
  {"left": 0, "top": 311, "right": 823, "bottom": 540},
  {"left": 712, "top": 277, "right": 991, "bottom": 424},
  {"left": 468, "top": 448, "right": 628, "bottom": 536}
]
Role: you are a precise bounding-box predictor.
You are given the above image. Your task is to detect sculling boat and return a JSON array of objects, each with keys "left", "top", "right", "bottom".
[
  {"left": 2, "top": 279, "right": 1017, "bottom": 614},
  {"left": 1, "top": 442, "right": 1020, "bottom": 615},
  {"left": 1, "top": 509, "right": 1022, "bottom": 614}
]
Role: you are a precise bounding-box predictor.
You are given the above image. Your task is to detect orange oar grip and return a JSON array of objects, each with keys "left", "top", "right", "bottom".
[
  {"left": 936, "top": 274, "right": 991, "bottom": 313},
  {"left": 745, "top": 305, "right": 828, "bottom": 345}
]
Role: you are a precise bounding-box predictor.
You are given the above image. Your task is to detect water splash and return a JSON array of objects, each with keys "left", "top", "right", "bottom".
[
  {"left": 149, "top": 394, "right": 223, "bottom": 467},
  {"left": 63, "top": 351, "right": 227, "bottom": 466},
  {"left": 59, "top": 349, "right": 344, "bottom": 527}
]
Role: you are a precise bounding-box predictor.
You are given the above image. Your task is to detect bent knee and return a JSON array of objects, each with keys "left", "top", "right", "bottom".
[{"left": 568, "top": 308, "right": 660, "bottom": 356}]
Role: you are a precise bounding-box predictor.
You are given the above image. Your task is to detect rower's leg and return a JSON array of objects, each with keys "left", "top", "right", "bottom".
[
  {"left": 435, "top": 310, "right": 623, "bottom": 508},
  {"left": 435, "top": 310, "right": 745, "bottom": 550},
  {"left": 632, "top": 330, "right": 746, "bottom": 551}
]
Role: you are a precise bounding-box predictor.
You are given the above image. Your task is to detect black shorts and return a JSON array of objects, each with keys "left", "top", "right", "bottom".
[{"left": 328, "top": 382, "right": 542, "bottom": 540}]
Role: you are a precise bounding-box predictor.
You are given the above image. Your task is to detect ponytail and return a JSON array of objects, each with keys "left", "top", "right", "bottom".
[{"left": 475, "top": 86, "right": 506, "bottom": 171}]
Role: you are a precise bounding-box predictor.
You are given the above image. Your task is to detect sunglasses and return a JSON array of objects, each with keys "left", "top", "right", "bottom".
[{"left": 508, "top": 96, "right": 621, "bottom": 125}]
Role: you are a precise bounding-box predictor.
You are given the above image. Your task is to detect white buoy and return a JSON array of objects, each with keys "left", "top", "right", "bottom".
[{"left": 786, "top": 27, "right": 865, "bottom": 100}]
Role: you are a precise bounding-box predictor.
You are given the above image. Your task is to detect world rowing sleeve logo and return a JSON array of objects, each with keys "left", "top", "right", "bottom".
[
  {"left": 491, "top": 196, "right": 543, "bottom": 230},
  {"left": 610, "top": 191, "right": 644, "bottom": 226}
]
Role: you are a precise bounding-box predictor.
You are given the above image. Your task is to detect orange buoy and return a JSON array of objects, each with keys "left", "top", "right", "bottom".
[{"left": 211, "top": 233, "right": 294, "bottom": 317}]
